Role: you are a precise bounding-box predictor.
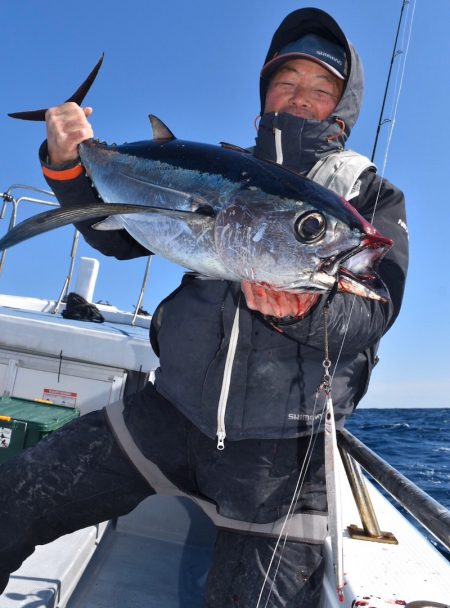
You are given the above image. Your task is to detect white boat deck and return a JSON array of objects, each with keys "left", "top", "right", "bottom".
[
  {"left": 3, "top": 497, "right": 215, "bottom": 608},
  {"left": 1, "top": 523, "right": 109, "bottom": 608},
  {"left": 66, "top": 498, "right": 215, "bottom": 608},
  {"left": 322, "top": 460, "right": 450, "bottom": 606}
]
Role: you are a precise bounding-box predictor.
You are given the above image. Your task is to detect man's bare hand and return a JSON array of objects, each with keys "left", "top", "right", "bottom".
[
  {"left": 241, "top": 281, "right": 319, "bottom": 319},
  {"left": 45, "top": 102, "right": 93, "bottom": 165}
]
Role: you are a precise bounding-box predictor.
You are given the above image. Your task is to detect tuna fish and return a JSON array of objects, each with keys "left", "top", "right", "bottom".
[{"left": 5, "top": 57, "right": 392, "bottom": 300}]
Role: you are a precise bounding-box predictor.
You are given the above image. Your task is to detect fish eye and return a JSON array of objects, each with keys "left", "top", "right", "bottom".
[{"left": 295, "top": 212, "right": 326, "bottom": 243}]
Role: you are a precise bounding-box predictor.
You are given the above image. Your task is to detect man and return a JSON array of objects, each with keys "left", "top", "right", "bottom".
[{"left": 0, "top": 7, "right": 408, "bottom": 606}]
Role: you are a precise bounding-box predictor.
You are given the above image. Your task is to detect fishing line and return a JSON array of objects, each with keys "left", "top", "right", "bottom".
[
  {"left": 371, "top": 0, "right": 408, "bottom": 163},
  {"left": 260, "top": 303, "right": 335, "bottom": 606},
  {"left": 256, "top": 311, "right": 336, "bottom": 605},
  {"left": 258, "top": 295, "right": 341, "bottom": 605},
  {"left": 264, "top": 406, "right": 327, "bottom": 605},
  {"left": 326, "top": 0, "right": 415, "bottom": 378},
  {"left": 331, "top": 0, "right": 416, "bottom": 369},
  {"left": 256, "top": 2, "right": 416, "bottom": 603},
  {"left": 370, "top": 0, "right": 416, "bottom": 222},
  {"left": 257, "top": 350, "right": 334, "bottom": 606},
  {"left": 255, "top": 393, "right": 327, "bottom": 608}
]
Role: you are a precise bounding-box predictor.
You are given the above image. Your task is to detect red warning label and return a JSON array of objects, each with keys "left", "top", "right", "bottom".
[{"left": 42, "top": 388, "right": 77, "bottom": 407}]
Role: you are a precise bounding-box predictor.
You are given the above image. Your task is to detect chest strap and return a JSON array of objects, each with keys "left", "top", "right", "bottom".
[
  {"left": 307, "top": 149, "right": 376, "bottom": 200},
  {"left": 104, "top": 399, "right": 328, "bottom": 544}
]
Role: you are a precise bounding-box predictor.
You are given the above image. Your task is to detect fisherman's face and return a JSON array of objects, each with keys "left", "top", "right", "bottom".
[{"left": 265, "top": 58, "right": 343, "bottom": 121}]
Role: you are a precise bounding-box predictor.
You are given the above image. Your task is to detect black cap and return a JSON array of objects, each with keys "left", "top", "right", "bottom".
[{"left": 260, "top": 8, "right": 351, "bottom": 114}]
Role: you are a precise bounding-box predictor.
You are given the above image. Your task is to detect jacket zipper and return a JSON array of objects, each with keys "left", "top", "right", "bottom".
[{"left": 216, "top": 302, "right": 240, "bottom": 450}]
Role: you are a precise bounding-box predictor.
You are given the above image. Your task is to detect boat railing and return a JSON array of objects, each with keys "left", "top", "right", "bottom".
[
  {"left": 0, "top": 184, "right": 152, "bottom": 324},
  {"left": 338, "top": 428, "right": 450, "bottom": 554},
  {"left": 0, "top": 184, "right": 59, "bottom": 273}
]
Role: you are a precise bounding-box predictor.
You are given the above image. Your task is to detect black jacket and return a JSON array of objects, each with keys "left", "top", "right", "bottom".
[{"left": 40, "top": 152, "right": 407, "bottom": 441}]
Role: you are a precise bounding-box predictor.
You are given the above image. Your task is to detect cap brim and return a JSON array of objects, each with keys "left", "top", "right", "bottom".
[{"left": 261, "top": 53, "right": 345, "bottom": 80}]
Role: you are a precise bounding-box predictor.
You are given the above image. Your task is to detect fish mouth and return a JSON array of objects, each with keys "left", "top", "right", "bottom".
[{"left": 320, "top": 234, "right": 393, "bottom": 301}]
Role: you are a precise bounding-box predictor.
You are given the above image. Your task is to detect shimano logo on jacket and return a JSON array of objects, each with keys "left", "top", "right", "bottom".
[{"left": 288, "top": 413, "right": 323, "bottom": 422}]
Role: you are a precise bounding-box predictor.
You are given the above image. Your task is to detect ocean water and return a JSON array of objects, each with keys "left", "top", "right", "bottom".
[{"left": 345, "top": 407, "right": 450, "bottom": 557}]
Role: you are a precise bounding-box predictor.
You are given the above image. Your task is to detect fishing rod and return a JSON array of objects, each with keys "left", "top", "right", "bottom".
[{"left": 371, "top": 0, "right": 410, "bottom": 163}]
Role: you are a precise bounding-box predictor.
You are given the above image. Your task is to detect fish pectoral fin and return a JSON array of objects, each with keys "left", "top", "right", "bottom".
[
  {"left": 8, "top": 55, "right": 104, "bottom": 122},
  {"left": 92, "top": 216, "right": 125, "bottom": 231},
  {"left": 0, "top": 202, "right": 129, "bottom": 251},
  {"left": 0, "top": 202, "right": 215, "bottom": 252},
  {"left": 148, "top": 115, "right": 176, "bottom": 140}
]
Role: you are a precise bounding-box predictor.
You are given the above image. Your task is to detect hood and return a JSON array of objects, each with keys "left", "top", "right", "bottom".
[
  {"left": 259, "top": 7, "right": 364, "bottom": 134},
  {"left": 255, "top": 8, "right": 364, "bottom": 174}
]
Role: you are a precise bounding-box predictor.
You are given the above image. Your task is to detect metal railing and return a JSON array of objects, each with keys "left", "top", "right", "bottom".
[
  {"left": 0, "top": 184, "right": 58, "bottom": 274},
  {"left": 338, "top": 428, "right": 450, "bottom": 553},
  {"left": 1, "top": 184, "right": 152, "bottom": 324}
]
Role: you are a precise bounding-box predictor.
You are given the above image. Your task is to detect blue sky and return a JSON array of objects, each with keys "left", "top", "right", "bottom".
[{"left": 0, "top": 1, "right": 448, "bottom": 408}]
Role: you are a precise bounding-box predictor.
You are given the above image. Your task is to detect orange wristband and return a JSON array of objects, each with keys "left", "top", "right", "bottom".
[{"left": 42, "top": 164, "right": 83, "bottom": 181}]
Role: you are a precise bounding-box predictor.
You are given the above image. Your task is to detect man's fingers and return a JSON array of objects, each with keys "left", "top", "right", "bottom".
[
  {"left": 46, "top": 102, "right": 94, "bottom": 165},
  {"left": 241, "top": 282, "right": 286, "bottom": 317},
  {"left": 241, "top": 281, "right": 320, "bottom": 319},
  {"left": 241, "top": 281, "right": 258, "bottom": 310}
]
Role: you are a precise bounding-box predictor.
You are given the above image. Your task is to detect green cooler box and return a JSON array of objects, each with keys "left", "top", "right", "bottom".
[{"left": 0, "top": 396, "right": 80, "bottom": 464}]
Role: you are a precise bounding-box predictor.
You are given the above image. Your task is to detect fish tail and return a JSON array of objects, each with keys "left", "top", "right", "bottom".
[{"left": 8, "top": 54, "right": 104, "bottom": 121}]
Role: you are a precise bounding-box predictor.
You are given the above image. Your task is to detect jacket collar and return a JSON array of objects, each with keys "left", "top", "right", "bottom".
[{"left": 254, "top": 112, "right": 345, "bottom": 175}]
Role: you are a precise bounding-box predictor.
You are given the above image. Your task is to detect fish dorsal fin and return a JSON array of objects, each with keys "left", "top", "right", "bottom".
[
  {"left": 8, "top": 55, "right": 104, "bottom": 121},
  {"left": 148, "top": 115, "right": 176, "bottom": 140}
]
